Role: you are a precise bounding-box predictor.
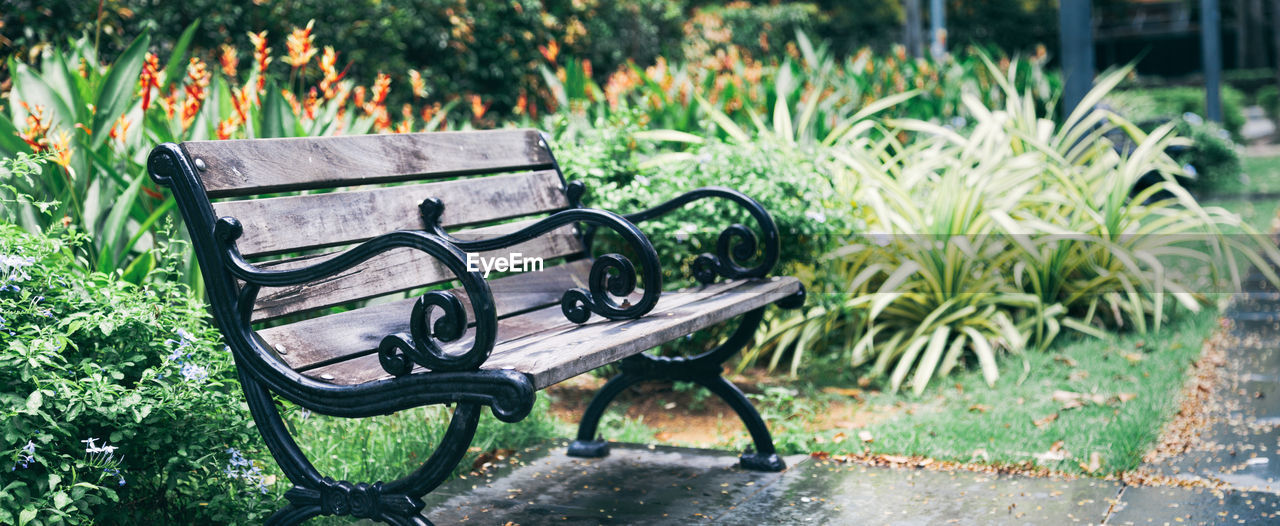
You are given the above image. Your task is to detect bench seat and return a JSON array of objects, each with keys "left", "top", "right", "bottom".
[{"left": 262, "top": 276, "right": 802, "bottom": 389}]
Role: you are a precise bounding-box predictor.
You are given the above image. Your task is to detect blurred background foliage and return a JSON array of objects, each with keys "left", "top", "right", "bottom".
[{"left": 1, "top": 0, "right": 1069, "bottom": 114}]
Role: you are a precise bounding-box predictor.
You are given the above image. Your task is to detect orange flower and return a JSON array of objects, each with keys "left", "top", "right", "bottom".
[
  {"left": 420, "top": 102, "right": 441, "bottom": 129},
  {"left": 353, "top": 85, "right": 367, "bottom": 110},
  {"left": 468, "top": 95, "right": 489, "bottom": 120},
  {"left": 216, "top": 118, "right": 238, "bottom": 140},
  {"left": 219, "top": 44, "right": 238, "bottom": 78},
  {"left": 318, "top": 46, "right": 344, "bottom": 99},
  {"left": 158, "top": 90, "right": 179, "bottom": 119},
  {"left": 49, "top": 130, "right": 73, "bottom": 168},
  {"left": 514, "top": 90, "right": 528, "bottom": 115},
  {"left": 17, "top": 103, "right": 49, "bottom": 150},
  {"left": 108, "top": 115, "right": 131, "bottom": 144},
  {"left": 248, "top": 30, "right": 272, "bottom": 92},
  {"left": 181, "top": 57, "right": 211, "bottom": 130},
  {"left": 580, "top": 59, "right": 592, "bottom": 79},
  {"left": 371, "top": 73, "right": 391, "bottom": 106},
  {"left": 371, "top": 105, "right": 391, "bottom": 132},
  {"left": 281, "top": 89, "right": 301, "bottom": 117},
  {"left": 303, "top": 87, "right": 320, "bottom": 120},
  {"left": 395, "top": 104, "right": 414, "bottom": 133},
  {"left": 285, "top": 20, "right": 317, "bottom": 69},
  {"left": 231, "top": 84, "right": 253, "bottom": 124},
  {"left": 138, "top": 52, "right": 162, "bottom": 111},
  {"left": 408, "top": 69, "right": 427, "bottom": 98},
  {"left": 538, "top": 40, "right": 559, "bottom": 63}
]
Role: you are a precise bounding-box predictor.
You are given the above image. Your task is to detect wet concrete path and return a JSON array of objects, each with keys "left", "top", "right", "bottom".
[
  {"left": 414, "top": 441, "right": 1280, "bottom": 525},
  {"left": 398, "top": 282, "right": 1280, "bottom": 524}
]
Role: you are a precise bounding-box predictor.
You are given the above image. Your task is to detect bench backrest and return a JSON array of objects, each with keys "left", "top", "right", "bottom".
[{"left": 178, "top": 129, "right": 585, "bottom": 323}]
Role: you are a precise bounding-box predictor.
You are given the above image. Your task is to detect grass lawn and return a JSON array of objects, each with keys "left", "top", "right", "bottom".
[
  {"left": 1208, "top": 154, "right": 1280, "bottom": 195},
  {"left": 811, "top": 309, "right": 1219, "bottom": 475}
]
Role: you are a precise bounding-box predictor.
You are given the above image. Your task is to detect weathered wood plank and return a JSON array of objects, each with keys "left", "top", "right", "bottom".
[
  {"left": 295, "top": 277, "right": 802, "bottom": 389},
  {"left": 250, "top": 220, "right": 583, "bottom": 321},
  {"left": 214, "top": 170, "right": 568, "bottom": 258},
  {"left": 184, "top": 129, "right": 552, "bottom": 198},
  {"left": 258, "top": 260, "right": 594, "bottom": 370}
]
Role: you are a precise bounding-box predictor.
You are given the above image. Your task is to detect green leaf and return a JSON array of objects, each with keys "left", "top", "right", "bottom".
[
  {"left": 18, "top": 507, "right": 36, "bottom": 526},
  {"left": 260, "top": 80, "right": 292, "bottom": 138},
  {"left": 25, "top": 390, "right": 43, "bottom": 413},
  {"left": 92, "top": 31, "right": 150, "bottom": 147},
  {"left": 95, "top": 173, "right": 147, "bottom": 273},
  {"left": 161, "top": 19, "right": 201, "bottom": 93}
]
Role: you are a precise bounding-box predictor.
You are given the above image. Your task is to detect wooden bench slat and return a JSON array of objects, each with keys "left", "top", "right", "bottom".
[
  {"left": 291, "top": 277, "right": 803, "bottom": 389},
  {"left": 185, "top": 129, "right": 553, "bottom": 198},
  {"left": 250, "top": 220, "right": 583, "bottom": 322},
  {"left": 215, "top": 170, "right": 569, "bottom": 258},
  {"left": 257, "top": 260, "right": 594, "bottom": 370}
]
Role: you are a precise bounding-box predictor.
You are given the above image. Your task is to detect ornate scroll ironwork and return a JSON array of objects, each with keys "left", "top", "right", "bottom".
[
  {"left": 622, "top": 187, "right": 781, "bottom": 285},
  {"left": 418, "top": 194, "right": 662, "bottom": 324}
]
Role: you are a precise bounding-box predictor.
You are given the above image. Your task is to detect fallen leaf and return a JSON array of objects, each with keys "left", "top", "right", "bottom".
[
  {"left": 821, "top": 387, "right": 864, "bottom": 400},
  {"left": 832, "top": 432, "right": 847, "bottom": 444},
  {"left": 663, "top": 402, "right": 677, "bottom": 410},
  {"left": 1033, "top": 412, "right": 1059, "bottom": 428},
  {"left": 1068, "top": 370, "right": 1090, "bottom": 381},
  {"left": 858, "top": 431, "right": 874, "bottom": 443},
  {"left": 968, "top": 404, "right": 990, "bottom": 413},
  {"left": 1080, "top": 451, "right": 1102, "bottom": 473},
  {"left": 1123, "top": 352, "right": 1145, "bottom": 365},
  {"left": 1116, "top": 392, "right": 1138, "bottom": 403},
  {"left": 653, "top": 431, "right": 673, "bottom": 441},
  {"left": 1053, "top": 355, "right": 1079, "bottom": 367},
  {"left": 882, "top": 455, "right": 911, "bottom": 464}
]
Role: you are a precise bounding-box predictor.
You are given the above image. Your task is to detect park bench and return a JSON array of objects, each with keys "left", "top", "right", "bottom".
[{"left": 147, "top": 129, "right": 805, "bottom": 525}]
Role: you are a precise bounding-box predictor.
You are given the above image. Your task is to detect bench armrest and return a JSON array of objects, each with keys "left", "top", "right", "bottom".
[
  {"left": 619, "top": 187, "right": 781, "bottom": 284},
  {"left": 418, "top": 195, "right": 662, "bottom": 324},
  {"left": 214, "top": 217, "right": 498, "bottom": 374}
]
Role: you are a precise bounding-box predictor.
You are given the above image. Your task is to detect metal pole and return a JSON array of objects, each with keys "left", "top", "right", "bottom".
[
  {"left": 930, "top": 0, "right": 947, "bottom": 58},
  {"left": 1058, "top": 0, "right": 1095, "bottom": 116},
  {"left": 1202, "top": 0, "right": 1224, "bottom": 122},
  {"left": 905, "top": 0, "right": 924, "bottom": 58}
]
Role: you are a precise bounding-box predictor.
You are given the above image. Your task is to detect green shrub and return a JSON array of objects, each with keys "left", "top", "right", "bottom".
[
  {"left": 1174, "top": 115, "right": 1243, "bottom": 193},
  {"left": 0, "top": 223, "right": 278, "bottom": 524},
  {"left": 551, "top": 113, "right": 854, "bottom": 287},
  {"left": 1258, "top": 85, "right": 1280, "bottom": 121},
  {"left": 683, "top": 2, "right": 820, "bottom": 60},
  {"left": 767, "top": 66, "right": 1280, "bottom": 392},
  {"left": 1108, "top": 85, "right": 1248, "bottom": 139}
]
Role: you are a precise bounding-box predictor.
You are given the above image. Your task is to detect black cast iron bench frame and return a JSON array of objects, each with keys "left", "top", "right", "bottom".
[{"left": 147, "top": 129, "right": 804, "bottom": 525}]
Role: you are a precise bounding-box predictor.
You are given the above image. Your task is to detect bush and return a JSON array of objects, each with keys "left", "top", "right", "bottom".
[
  {"left": 550, "top": 113, "right": 854, "bottom": 288},
  {"left": 1108, "top": 85, "right": 1248, "bottom": 140},
  {"left": 0, "top": 223, "right": 277, "bottom": 524},
  {"left": 1258, "top": 85, "right": 1280, "bottom": 122},
  {"left": 683, "top": 3, "right": 820, "bottom": 60},
  {"left": 769, "top": 66, "right": 1280, "bottom": 392},
  {"left": 1174, "top": 115, "right": 1243, "bottom": 193}
]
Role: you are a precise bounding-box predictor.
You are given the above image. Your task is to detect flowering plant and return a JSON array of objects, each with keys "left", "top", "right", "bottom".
[{"left": 0, "top": 225, "right": 278, "bottom": 524}]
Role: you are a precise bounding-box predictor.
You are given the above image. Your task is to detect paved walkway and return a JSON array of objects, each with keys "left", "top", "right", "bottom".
[
  {"left": 418, "top": 441, "right": 1279, "bottom": 524},
  {"left": 406, "top": 276, "right": 1280, "bottom": 524}
]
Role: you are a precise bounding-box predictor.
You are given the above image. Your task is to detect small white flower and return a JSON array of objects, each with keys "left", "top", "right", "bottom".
[
  {"left": 805, "top": 210, "right": 827, "bottom": 224},
  {"left": 82, "top": 438, "right": 99, "bottom": 453}
]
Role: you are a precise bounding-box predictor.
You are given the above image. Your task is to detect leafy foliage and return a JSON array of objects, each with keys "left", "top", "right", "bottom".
[
  {"left": 0, "top": 224, "right": 277, "bottom": 524},
  {"left": 760, "top": 65, "right": 1280, "bottom": 393}
]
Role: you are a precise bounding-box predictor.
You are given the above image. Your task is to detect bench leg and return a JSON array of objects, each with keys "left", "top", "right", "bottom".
[
  {"left": 240, "top": 371, "right": 480, "bottom": 525},
  {"left": 567, "top": 308, "right": 786, "bottom": 472}
]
